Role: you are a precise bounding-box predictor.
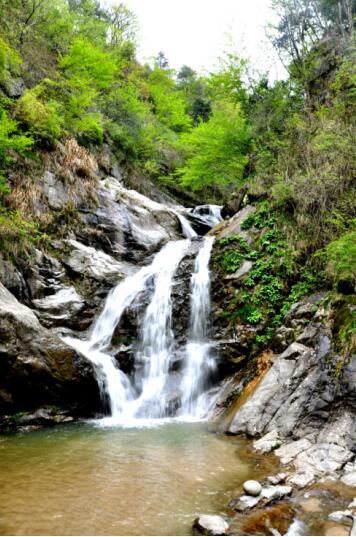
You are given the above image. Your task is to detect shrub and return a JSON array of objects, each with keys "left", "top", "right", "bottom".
[
  {"left": 0, "top": 108, "right": 33, "bottom": 193},
  {"left": 15, "top": 84, "right": 63, "bottom": 140},
  {"left": 324, "top": 228, "right": 356, "bottom": 283}
]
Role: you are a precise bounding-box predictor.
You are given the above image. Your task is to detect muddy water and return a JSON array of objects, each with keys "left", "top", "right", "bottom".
[{"left": 0, "top": 421, "right": 277, "bottom": 536}]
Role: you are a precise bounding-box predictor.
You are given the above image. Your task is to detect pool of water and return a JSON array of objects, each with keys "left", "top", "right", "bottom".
[{"left": 0, "top": 420, "right": 275, "bottom": 536}]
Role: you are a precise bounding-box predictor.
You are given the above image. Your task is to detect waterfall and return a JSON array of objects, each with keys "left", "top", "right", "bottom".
[
  {"left": 64, "top": 230, "right": 217, "bottom": 424},
  {"left": 180, "top": 237, "right": 216, "bottom": 418},
  {"left": 126, "top": 239, "right": 189, "bottom": 418},
  {"left": 176, "top": 213, "right": 197, "bottom": 239}
]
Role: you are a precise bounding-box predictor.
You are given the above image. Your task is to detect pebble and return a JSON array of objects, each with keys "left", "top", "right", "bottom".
[{"left": 243, "top": 480, "right": 262, "bottom": 496}]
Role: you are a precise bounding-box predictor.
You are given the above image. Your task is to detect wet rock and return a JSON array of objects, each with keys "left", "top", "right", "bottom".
[
  {"left": 0, "top": 256, "right": 28, "bottom": 301},
  {"left": 33, "top": 286, "right": 84, "bottom": 325},
  {"left": 229, "top": 485, "right": 293, "bottom": 512},
  {"left": 243, "top": 480, "right": 262, "bottom": 496},
  {"left": 296, "top": 324, "right": 319, "bottom": 345},
  {"left": 261, "top": 485, "right": 293, "bottom": 504},
  {"left": 26, "top": 249, "right": 65, "bottom": 299},
  {"left": 64, "top": 239, "right": 135, "bottom": 283},
  {"left": 328, "top": 511, "right": 353, "bottom": 525},
  {"left": 287, "top": 469, "right": 315, "bottom": 488},
  {"left": 324, "top": 521, "right": 350, "bottom": 536},
  {"left": 193, "top": 515, "right": 229, "bottom": 536},
  {"left": 271, "top": 326, "right": 295, "bottom": 353},
  {"left": 254, "top": 431, "right": 282, "bottom": 454},
  {"left": 17, "top": 406, "right": 74, "bottom": 427},
  {"left": 241, "top": 502, "right": 296, "bottom": 537},
  {"left": 229, "top": 494, "right": 261, "bottom": 511},
  {"left": 0, "top": 282, "right": 100, "bottom": 415},
  {"left": 267, "top": 473, "right": 288, "bottom": 485}
]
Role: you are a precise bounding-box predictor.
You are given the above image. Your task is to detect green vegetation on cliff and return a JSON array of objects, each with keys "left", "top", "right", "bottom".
[{"left": 0, "top": 0, "right": 354, "bottom": 351}]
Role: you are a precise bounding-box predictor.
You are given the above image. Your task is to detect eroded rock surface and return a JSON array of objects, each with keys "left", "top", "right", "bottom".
[{"left": 0, "top": 282, "right": 100, "bottom": 417}]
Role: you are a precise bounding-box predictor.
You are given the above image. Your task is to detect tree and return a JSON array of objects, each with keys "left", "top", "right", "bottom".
[
  {"left": 155, "top": 51, "right": 169, "bottom": 69},
  {"left": 207, "top": 53, "right": 247, "bottom": 105},
  {"left": 174, "top": 101, "right": 250, "bottom": 195},
  {"left": 107, "top": 3, "right": 138, "bottom": 47}
]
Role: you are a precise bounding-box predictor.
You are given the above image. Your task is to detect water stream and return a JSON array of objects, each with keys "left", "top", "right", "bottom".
[{"left": 63, "top": 203, "right": 220, "bottom": 424}]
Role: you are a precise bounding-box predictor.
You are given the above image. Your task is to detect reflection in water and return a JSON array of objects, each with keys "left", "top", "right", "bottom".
[{"left": 0, "top": 422, "right": 266, "bottom": 536}]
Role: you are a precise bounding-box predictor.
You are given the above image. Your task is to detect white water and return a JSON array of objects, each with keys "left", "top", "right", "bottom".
[
  {"left": 191, "top": 205, "right": 222, "bottom": 228},
  {"left": 176, "top": 213, "right": 197, "bottom": 239},
  {"left": 180, "top": 237, "right": 216, "bottom": 417},
  {"left": 127, "top": 239, "right": 189, "bottom": 418},
  {"left": 64, "top": 223, "right": 217, "bottom": 423}
]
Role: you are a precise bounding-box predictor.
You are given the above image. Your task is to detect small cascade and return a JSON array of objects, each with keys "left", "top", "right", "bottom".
[
  {"left": 191, "top": 205, "right": 223, "bottom": 228},
  {"left": 176, "top": 213, "right": 197, "bottom": 239},
  {"left": 180, "top": 237, "right": 216, "bottom": 418}
]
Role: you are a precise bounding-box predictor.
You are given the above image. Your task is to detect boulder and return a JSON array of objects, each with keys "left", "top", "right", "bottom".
[
  {"left": 243, "top": 480, "right": 262, "bottom": 496},
  {"left": 33, "top": 286, "right": 84, "bottom": 325},
  {"left": 193, "top": 515, "right": 229, "bottom": 536},
  {"left": 229, "top": 485, "right": 293, "bottom": 512},
  {"left": 0, "top": 282, "right": 99, "bottom": 415},
  {"left": 64, "top": 239, "right": 136, "bottom": 283}
]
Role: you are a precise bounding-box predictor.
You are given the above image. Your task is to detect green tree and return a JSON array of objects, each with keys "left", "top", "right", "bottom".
[{"left": 174, "top": 101, "right": 250, "bottom": 195}]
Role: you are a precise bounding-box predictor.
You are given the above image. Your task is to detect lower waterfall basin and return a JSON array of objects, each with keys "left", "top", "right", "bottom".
[{"left": 0, "top": 420, "right": 277, "bottom": 536}]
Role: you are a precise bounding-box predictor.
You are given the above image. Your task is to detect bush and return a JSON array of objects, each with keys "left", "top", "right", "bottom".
[
  {"left": 0, "top": 108, "right": 33, "bottom": 192},
  {"left": 325, "top": 228, "right": 356, "bottom": 283},
  {"left": 15, "top": 84, "right": 63, "bottom": 140},
  {"left": 0, "top": 36, "right": 21, "bottom": 81}
]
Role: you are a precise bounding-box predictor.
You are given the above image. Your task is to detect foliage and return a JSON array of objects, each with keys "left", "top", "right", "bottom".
[
  {"left": 0, "top": 209, "right": 42, "bottom": 253},
  {"left": 324, "top": 228, "right": 356, "bottom": 283},
  {"left": 174, "top": 101, "right": 250, "bottom": 194},
  {"left": 15, "top": 84, "right": 63, "bottom": 140},
  {"left": 0, "top": 108, "right": 33, "bottom": 192},
  {"left": 0, "top": 36, "right": 21, "bottom": 80}
]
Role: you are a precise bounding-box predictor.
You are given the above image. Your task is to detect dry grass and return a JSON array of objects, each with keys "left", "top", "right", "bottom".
[{"left": 42, "top": 137, "right": 99, "bottom": 207}]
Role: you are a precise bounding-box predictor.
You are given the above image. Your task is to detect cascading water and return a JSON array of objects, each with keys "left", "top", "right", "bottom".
[
  {"left": 180, "top": 237, "right": 216, "bottom": 418},
  {"left": 126, "top": 239, "right": 189, "bottom": 418},
  {"left": 64, "top": 217, "right": 217, "bottom": 424},
  {"left": 176, "top": 213, "right": 197, "bottom": 239}
]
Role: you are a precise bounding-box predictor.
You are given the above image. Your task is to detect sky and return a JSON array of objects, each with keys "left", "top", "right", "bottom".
[{"left": 104, "top": 0, "right": 286, "bottom": 80}]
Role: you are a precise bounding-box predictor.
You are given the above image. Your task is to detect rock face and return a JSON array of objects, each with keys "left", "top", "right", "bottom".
[
  {"left": 223, "top": 296, "right": 356, "bottom": 486},
  {"left": 0, "top": 282, "right": 100, "bottom": 416},
  {"left": 0, "top": 161, "right": 217, "bottom": 423}
]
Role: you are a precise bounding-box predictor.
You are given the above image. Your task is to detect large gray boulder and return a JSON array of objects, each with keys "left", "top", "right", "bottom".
[{"left": 0, "top": 283, "right": 99, "bottom": 415}]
